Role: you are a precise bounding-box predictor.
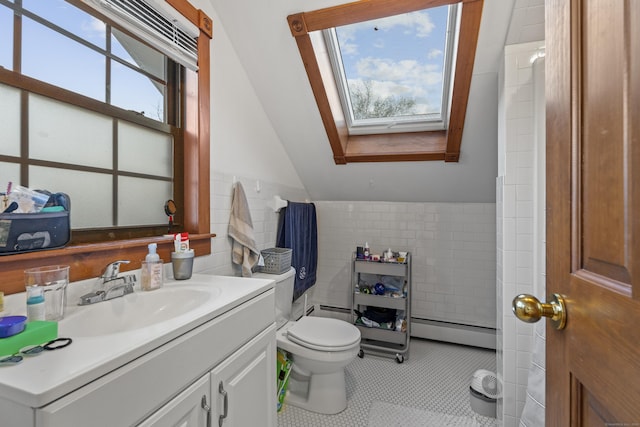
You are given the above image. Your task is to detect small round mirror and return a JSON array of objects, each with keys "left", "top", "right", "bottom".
[
  {"left": 164, "top": 199, "right": 177, "bottom": 216},
  {"left": 164, "top": 200, "right": 176, "bottom": 233}
]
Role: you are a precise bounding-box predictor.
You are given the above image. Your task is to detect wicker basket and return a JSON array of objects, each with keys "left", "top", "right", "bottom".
[{"left": 259, "top": 248, "right": 292, "bottom": 274}]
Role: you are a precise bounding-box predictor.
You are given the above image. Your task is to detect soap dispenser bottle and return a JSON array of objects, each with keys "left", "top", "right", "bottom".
[{"left": 141, "top": 243, "right": 163, "bottom": 291}]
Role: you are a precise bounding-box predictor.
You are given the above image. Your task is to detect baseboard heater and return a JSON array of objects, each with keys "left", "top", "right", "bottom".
[
  {"left": 291, "top": 300, "right": 316, "bottom": 320},
  {"left": 317, "top": 305, "right": 496, "bottom": 350},
  {"left": 411, "top": 318, "right": 496, "bottom": 350},
  {"left": 318, "top": 305, "right": 349, "bottom": 314}
]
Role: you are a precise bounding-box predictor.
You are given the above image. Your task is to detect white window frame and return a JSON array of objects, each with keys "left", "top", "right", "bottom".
[{"left": 322, "top": 3, "right": 460, "bottom": 136}]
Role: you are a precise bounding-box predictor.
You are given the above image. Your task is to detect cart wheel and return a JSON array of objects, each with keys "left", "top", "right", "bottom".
[
  {"left": 358, "top": 349, "right": 364, "bottom": 358},
  {"left": 395, "top": 354, "right": 404, "bottom": 364}
]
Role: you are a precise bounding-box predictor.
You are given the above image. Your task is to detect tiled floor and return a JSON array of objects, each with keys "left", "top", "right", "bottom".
[{"left": 277, "top": 338, "right": 497, "bottom": 427}]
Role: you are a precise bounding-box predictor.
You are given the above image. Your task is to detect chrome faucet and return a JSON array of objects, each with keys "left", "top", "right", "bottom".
[{"left": 79, "top": 260, "right": 137, "bottom": 305}]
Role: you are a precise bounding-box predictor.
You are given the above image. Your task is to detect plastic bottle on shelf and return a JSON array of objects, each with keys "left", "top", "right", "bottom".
[
  {"left": 364, "top": 242, "right": 370, "bottom": 259},
  {"left": 385, "top": 248, "right": 393, "bottom": 261}
]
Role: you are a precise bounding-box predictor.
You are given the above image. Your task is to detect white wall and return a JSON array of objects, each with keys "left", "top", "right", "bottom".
[
  {"left": 195, "top": 186, "right": 498, "bottom": 338},
  {"left": 187, "top": 0, "right": 309, "bottom": 277},
  {"left": 197, "top": 0, "right": 304, "bottom": 189},
  {"left": 313, "top": 201, "right": 496, "bottom": 329},
  {"left": 205, "top": 0, "right": 500, "bottom": 203},
  {"left": 197, "top": 172, "right": 309, "bottom": 277},
  {"left": 189, "top": 0, "right": 498, "bottom": 342},
  {"left": 497, "top": 40, "right": 545, "bottom": 427}
]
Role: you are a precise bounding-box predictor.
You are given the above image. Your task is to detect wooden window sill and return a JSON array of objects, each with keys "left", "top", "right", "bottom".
[
  {"left": 344, "top": 130, "right": 448, "bottom": 163},
  {"left": 0, "top": 234, "right": 215, "bottom": 295}
]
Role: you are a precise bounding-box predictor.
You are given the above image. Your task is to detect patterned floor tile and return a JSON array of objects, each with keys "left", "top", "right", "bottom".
[{"left": 277, "top": 338, "right": 497, "bottom": 427}]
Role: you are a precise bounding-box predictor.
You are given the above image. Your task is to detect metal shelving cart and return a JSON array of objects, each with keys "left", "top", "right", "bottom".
[{"left": 351, "top": 252, "right": 411, "bottom": 363}]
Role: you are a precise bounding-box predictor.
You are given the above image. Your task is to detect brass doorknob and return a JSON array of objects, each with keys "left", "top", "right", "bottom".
[{"left": 512, "top": 293, "right": 567, "bottom": 330}]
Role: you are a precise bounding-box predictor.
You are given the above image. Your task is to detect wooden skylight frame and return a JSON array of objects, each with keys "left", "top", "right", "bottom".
[{"left": 287, "top": 0, "right": 484, "bottom": 164}]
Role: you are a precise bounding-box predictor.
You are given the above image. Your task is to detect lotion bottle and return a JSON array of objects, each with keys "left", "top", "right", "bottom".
[
  {"left": 141, "top": 243, "right": 163, "bottom": 291},
  {"left": 26, "top": 285, "right": 45, "bottom": 321},
  {"left": 146, "top": 243, "right": 160, "bottom": 263}
]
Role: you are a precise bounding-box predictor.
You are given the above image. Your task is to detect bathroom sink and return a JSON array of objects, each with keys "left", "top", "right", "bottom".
[
  {"left": 0, "top": 273, "right": 275, "bottom": 409},
  {"left": 60, "top": 285, "right": 220, "bottom": 337}
]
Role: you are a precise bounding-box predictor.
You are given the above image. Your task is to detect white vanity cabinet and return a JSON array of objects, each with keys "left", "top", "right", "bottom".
[
  {"left": 138, "top": 374, "right": 211, "bottom": 427},
  {"left": 139, "top": 324, "right": 276, "bottom": 427},
  {"left": 210, "top": 325, "right": 276, "bottom": 427},
  {"left": 4, "top": 279, "right": 279, "bottom": 427}
]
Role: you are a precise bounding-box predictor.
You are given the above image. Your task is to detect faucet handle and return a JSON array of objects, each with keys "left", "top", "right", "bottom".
[{"left": 101, "top": 260, "right": 130, "bottom": 280}]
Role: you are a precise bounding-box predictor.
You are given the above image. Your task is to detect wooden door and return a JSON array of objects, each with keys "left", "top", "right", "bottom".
[{"left": 546, "top": 0, "right": 640, "bottom": 425}]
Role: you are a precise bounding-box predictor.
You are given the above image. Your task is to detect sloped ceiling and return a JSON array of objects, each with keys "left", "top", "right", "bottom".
[
  {"left": 506, "top": 0, "right": 545, "bottom": 45},
  {"left": 207, "top": 0, "right": 540, "bottom": 203}
]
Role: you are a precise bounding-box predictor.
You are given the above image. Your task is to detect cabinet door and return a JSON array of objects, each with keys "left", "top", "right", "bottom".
[
  {"left": 138, "top": 374, "right": 210, "bottom": 427},
  {"left": 211, "top": 324, "right": 276, "bottom": 427}
]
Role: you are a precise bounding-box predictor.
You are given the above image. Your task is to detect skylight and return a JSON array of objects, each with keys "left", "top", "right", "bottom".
[
  {"left": 324, "top": 4, "right": 459, "bottom": 135},
  {"left": 287, "top": 0, "right": 483, "bottom": 164}
]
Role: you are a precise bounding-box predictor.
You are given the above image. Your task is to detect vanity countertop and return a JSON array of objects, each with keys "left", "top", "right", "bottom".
[{"left": 0, "top": 274, "right": 275, "bottom": 408}]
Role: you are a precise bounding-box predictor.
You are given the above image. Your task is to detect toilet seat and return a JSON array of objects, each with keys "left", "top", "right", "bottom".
[{"left": 286, "top": 316, "right": 360, "bottom": 352}]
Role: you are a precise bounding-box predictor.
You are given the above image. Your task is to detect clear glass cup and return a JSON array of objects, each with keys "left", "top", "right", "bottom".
[{"left": 24, "top": 265, "right": 69, "bottom": 321}]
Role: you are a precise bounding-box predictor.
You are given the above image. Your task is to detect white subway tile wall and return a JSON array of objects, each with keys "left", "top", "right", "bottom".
[
  {"left": 195, "top": 172, "right": 308, "bottom": 276},
  {"left": 313, "top": 201, "right": 496, "bottom": 329},
  {"left": 199, "top": 173, "right": 496, "bottom": 333},
  {"left": 497, "top": 40, "right": 545, "bottom": 426}
]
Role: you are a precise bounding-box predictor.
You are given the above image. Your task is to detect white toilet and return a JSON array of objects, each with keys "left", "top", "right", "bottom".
[{"left": 254, "top": 267, "right": 361, "bottom": 414}]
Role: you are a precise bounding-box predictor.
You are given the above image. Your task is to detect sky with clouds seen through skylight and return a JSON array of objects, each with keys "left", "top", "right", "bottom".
[{"left": 334, "top": 5, "right": 451, "bottom": 118}]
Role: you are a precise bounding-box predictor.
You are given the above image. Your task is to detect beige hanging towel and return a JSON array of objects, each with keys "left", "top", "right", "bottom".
[{"left": 228, "top": 182, "right": 260, "bottom": 277}]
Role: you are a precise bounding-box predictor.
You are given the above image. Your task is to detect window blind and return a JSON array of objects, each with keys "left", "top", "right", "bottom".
[{"left": 84, "top": 0, "right": 199, "bottom": 70}]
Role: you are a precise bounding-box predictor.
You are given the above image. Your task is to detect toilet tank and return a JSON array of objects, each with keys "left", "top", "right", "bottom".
[{"left": 253, "top": 267, "right": 295, "bottom": 329}]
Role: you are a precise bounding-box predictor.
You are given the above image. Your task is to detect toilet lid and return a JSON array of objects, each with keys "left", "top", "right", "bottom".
[{"left": 286, "top": 316, "right": 360, "bottom": 352}]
